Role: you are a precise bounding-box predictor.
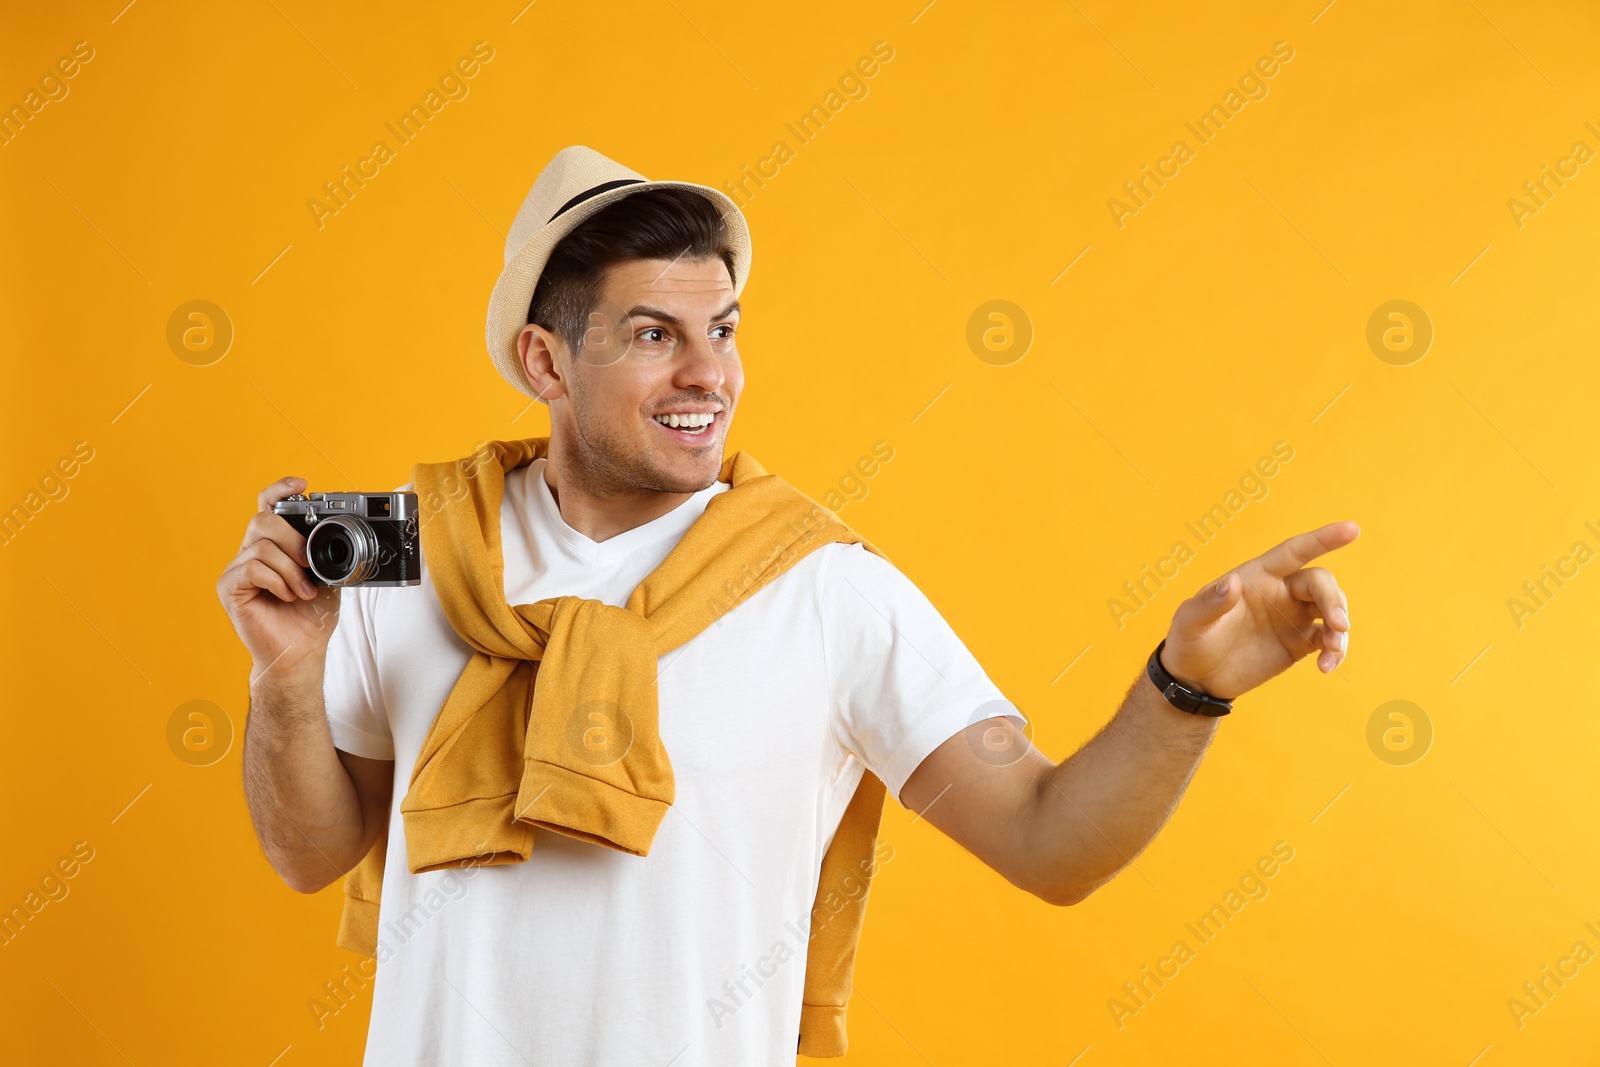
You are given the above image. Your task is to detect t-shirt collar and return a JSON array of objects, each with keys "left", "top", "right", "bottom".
[{"left": 528, "top": 457, "right": 725, "bottom": 563}]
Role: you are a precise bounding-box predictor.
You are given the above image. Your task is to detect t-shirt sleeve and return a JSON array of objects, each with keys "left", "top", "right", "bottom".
[
  {"left": 820, "top": 542, "right": 1023, "bottom": 805},
  {"left": 319, "top": 482, "right": 412, "bottom": 762},
  {"left": 322, "top": 581, "right": 394, "bottom": 760}
]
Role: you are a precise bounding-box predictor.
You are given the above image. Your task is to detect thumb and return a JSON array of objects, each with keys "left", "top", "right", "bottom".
[{"left": 1191, "top": 572, "right": 1239, "bottom": 621}]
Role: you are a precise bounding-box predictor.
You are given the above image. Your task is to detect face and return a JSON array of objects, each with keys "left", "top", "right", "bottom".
[{"left": 517, "top": 255, "right": 742, "bottom": 494}]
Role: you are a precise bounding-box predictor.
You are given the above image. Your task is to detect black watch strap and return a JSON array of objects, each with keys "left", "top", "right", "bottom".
[{"left": 1147, "top": 639, "right": 1232, "bottom": 716}]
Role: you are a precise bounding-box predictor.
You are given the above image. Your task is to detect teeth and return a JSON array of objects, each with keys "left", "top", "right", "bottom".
[{"left": 653, "top": 412, "right": 714, "bottom": 428}]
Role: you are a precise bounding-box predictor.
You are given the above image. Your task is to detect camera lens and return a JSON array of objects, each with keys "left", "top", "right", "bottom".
[{"left": 306, "top": 515, "right": 380, "bottom": 586}]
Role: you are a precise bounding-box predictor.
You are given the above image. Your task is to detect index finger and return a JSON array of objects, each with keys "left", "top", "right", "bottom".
[
  {"left": 258, "top": 476, "right": 307, "bottom": 513},
  {"left": 1257, "top": 520, "right": 1360, "bottom": 578}
]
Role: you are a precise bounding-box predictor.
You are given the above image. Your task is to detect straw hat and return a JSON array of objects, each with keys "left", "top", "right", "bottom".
[{"left": 485, "top": 144, "right": 753, "bottom": 399}]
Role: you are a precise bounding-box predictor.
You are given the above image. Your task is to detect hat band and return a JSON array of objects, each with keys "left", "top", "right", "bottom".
[{"left": 548, "top": 179, "right": 646, "bottom": 223}]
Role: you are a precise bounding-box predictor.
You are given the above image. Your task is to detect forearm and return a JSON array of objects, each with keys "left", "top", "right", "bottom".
[
  {"left": 1024, "top": 668, "right": 1219, "bottom": 903},
  {"left": 241, "top": 658, "right": 371, "bottom": 893},
  {"left": 907, "top": 525, "right": 1356, "bottom": 906}
]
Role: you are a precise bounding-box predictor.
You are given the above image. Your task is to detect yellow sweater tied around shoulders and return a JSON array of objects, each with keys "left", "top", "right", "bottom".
[{"left": 334, "top": 437, "right": 889, "bottom": 1057}]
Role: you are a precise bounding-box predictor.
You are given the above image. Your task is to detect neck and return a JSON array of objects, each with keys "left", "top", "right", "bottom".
[{"left": 541, "top": 434, "right": 696, "bottom": 543}]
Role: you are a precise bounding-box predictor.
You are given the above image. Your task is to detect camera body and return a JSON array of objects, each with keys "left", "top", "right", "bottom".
[{"left": 272, "top": 491, "right": 421, "bottom": 587}]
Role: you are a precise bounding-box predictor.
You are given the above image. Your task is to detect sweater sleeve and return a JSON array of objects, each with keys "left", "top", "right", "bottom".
[{"left": 818, "top": 542, "right": 1023, "bottom": 805}]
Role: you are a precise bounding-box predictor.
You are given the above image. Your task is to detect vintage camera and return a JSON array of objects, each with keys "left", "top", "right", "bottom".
[{"left": 272, "top": 491, "right": 421, "bottom": 587}]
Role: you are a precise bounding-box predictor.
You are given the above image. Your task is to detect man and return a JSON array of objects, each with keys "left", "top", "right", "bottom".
[{"left": 218, "top": 145, "right": 1356, "bottom": 1065}]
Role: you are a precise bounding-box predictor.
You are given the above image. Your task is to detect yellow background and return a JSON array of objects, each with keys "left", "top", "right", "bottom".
[{"left": 3, "top": 0, "right": 1597, "bottom": 1063}]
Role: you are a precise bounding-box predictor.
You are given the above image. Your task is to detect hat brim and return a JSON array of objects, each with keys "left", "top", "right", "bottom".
[{"left": 486, "top": 180, "right": 752, "bottom": 400}]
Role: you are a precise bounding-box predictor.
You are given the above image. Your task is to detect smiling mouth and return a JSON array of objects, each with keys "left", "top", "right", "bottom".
[{"left": 649, "top": 411, "right": 718, "bottom": 442}]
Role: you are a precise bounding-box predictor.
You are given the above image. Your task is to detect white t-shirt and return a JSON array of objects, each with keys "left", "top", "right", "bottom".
[{"left": 322, "top": 457, "right": 1020, "bottom": 1066}]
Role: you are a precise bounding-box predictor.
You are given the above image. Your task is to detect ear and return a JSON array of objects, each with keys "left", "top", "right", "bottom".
[{"left": 517, "top": 323, "right": 567, "bottom": 404}]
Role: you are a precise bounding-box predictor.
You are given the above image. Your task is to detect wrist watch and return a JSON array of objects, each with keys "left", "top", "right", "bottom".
[{"left": 1147, "top": 639, "right": 1233, "bottom": 716}]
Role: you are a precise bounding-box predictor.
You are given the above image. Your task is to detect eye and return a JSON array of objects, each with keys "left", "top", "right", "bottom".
[
  {"left": 712, "top": 323, "right": 736, "bottom": 340},
  {"left": 639, "top": 327, "right": 668, "bottom": 344}
]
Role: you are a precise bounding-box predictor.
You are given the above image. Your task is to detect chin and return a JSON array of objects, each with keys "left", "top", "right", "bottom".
[
  {"left": 638, "top": 422, "right": 726, "bottom": 490},
  {"left": 657, "top": 450, "right": 722, "bottom": 492}
]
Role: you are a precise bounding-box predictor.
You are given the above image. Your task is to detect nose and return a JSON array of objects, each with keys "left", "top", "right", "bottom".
[{"left": 672, "top": 330, "right": 730, "bottom": 396}]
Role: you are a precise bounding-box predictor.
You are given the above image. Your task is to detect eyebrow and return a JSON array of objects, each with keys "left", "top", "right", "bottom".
[{"left": 623, "top": 300, "right": 741, "bottom": 328}]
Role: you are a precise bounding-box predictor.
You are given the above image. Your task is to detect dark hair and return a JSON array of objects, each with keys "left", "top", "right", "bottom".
[{"left": 526, "top": 187, "right": 737, "bottom": 359}]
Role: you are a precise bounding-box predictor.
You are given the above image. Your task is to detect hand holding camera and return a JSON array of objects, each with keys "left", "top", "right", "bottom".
[{"left": 216, "top": 477, "right": 419, "bottom": 680}]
